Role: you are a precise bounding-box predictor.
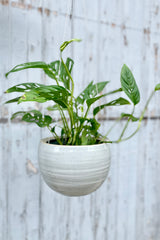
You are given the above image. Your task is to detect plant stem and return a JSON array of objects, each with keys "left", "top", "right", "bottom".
[
  {"left": 117, "top": 105, "right": 135, "bottom": 142},
  {"left": 119, "top": 90, "right": 155, "bottom": 142},
  {"left": 60, "top": 57, "right": 75, "bottom": 129},
  {"left": 47, "top": 126, "right": 63, "bottom": 145},
  {"left": 58, "top": 107, "right": 70, "bottom": 137},
  {"left": 72, "top": 106, "right": 90, "bottom": 145},
  {"left": 60, "top": 57, "right": 74, "bottom": 103},
  {"left": 99, "top": 116, "right": 123, "bottom": 143}
]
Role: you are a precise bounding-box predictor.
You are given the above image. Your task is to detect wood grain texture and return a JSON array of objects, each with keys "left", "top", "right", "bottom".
[{"left": 0, "top": 0, "right": 160, "bottom": 239}]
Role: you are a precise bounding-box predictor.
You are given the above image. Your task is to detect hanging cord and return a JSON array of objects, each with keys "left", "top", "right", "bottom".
[{"left": 62, "top": 0, "right": 73, "bottom": 42}]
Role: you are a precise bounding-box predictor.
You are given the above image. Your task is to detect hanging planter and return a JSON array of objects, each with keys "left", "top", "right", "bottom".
[
  {"left": 39, "top": 137, "right": 110, "bottom": 196},
  {"left": 4, "top": 39, "right": 160, "bottom": 197}
]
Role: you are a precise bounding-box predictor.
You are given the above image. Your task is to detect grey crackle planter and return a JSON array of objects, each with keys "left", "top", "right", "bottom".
[{"left": 38, "top": 137, "right": 111, "bottom": 197}]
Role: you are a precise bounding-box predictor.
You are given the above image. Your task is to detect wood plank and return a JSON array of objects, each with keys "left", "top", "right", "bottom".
[
  {"left": 0, "top": 125, "right": 8, "bottom": 240},
  {"left": 24, "top": 8, "right": 42, "bottom": 240},
  {"left": 0, "top": 4, "right": 9, "bottom": 239},
  {"left": 39, "top": 12, "right": 72, "bottom": 240}
]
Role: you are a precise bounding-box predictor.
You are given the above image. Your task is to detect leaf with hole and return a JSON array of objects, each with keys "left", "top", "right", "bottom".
[
  {"left": 86, "top": 88, "right": 122, "bottom": 108},
  {"left": 11, "top": 110, "right": 52, "bottom": 127},
  {"left": 93, "top": 97, "right": 131, "bottom": 116},
  {"left": 17, "top": 85, "right": 70, "bottom": 108},
  {"left": 6, "top": 62, "right": 48, "bottom": 77},
  {"left": 5, "top": 82, "right": 44, "bottom": 93},
  {"left": 76, "top": 81, "right": 109, "bottom": 105},
  {"left": 60, "top": 58, "right": 74, "bottom": 89}
]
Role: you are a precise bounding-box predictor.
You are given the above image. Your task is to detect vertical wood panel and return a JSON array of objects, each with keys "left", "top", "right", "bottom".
[
  {"left": 0, "top": 3, "right": 10, "bottom": 240},
  {"left": 0, "top": 126, "right": 8, "bottom": 240},
  {"left": 25, "top": 9, "right": 42, "bottom": 239},
  {"left": 39, "top": 11, "right": 72, "bottom": 240},
  {"left": 6, "top": 6, "right": 28, "bottom": 240}
]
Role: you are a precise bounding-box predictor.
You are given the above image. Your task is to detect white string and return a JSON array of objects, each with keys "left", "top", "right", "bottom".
[
  {"left": 62, "top": 0, "right": 73, "bottom": 42},
  {"left": 82, "top": 0, "right": 88, "bottom": 32},
  {"left": 81, "top": 0, "right": 98, "bottom": 96}
]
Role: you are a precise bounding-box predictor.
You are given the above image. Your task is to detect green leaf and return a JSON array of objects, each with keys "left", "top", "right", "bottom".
[
  {"left": 49, "top": 60, "right": 61, "bottom": 75},
  {"left": 17, "top": 85, "right": 70, "bottom": 108},
  {"left": 120, "top": 64, "right": 140, "bottom": 105},
  {"left": 5, "top": 82, "right": 43, "bottom": 93},
  {"left": 80, "top": 119, "right": 100, "bottom": 145},
  {"left": 5, "top": 97, "right": 21, "bottom": 104},
  {"left": 60, "top": 39, "right": 81, "bottom": 52},
  {"left": 93, "top": 82, "right": 110, "bottom": 96},
  {"left": 76, "top": 81, "right": 109, "bottom": 105},
  {"left": 105, "top": 88, "right": 122, "bottom": 95},
  {"left": 86, "top": 88, "right": 122, "bottom": 108},
  {"left": 5, "top": 62, "right": 48, "bottom": 77},
  {"left": 48, "top": 58, "right": 74, "bottom": 89},
  {"left": 155, "top": 83, "right": 160, "bottom": 91},
  {"left": 18, "top": 91, "right": 47, "bottom": 103},
  {"left": 76, "top": 81, "right": 93, "bottom": 104},
  {"left": 43, "top": 115, "right": 53, "bottom": 126},
  {"left": 5, "top": 61, "right": 58, "bottom": 81},
  {"left": 43, "top": 69, "right": 56, "bottom": 79},
  {"left": 47, "top": 104, "right": 67, "bottom": 111},
  {"left": 51, "top": 126, "right": 56, "bottom": 133},
  {"left": 86, "top": 118, "right": 100, "bottom": 132},
  {"left": 47, "top": 104, "right": 60, "bottom": 111},
  {"left": 11, "top": 111, "right": 29, "bottom": 120},
  {"left": 121, "top": 113, "right": 139, "bottom": 122},
  {"left": 11, "top": 110, "right": 52, "bottom": 127},
  {"left": 93, "top": 97, "right": 131, "bottom": 116},
  {"left": 81, "top": 133, "right": 96, "bottom": 145},
  {"left": 59, "top": 58, "right": 74, "bottom": 89}
]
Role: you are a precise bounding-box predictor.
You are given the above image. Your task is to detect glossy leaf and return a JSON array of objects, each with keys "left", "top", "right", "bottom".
[
  {"left": 43, "top": 69, "right": 56, "bottom": 79},
  {"left": 5, "top": 97, "right": 21, "bottom": 104},
  {"left": 43, "top": 115, "right": 53, "bottom": 126},
  {"left": 47, "top": 104, "right": 60, "bottom": 111},
  {"left": 86, "top": 88, "right": 122, "bottom": 108},
  {"left": 60, "top": 38, "right": 81, "bottom": 52},
  {"left": 60, "top": 58, "right": 74, "bottom": 89},
  {"left": 120, "top": 64, "right": 140, "bottom": 105},
  {"left": 49, "top": 60, "right": 60, "bottom": 75},
  {"left": 121, "top": 113, "right": 139, "bottom": 122},
  {"left": 76, "top": 81, "right": 109, "bottom": 105},
  {"left": 11, "top": 111, "right": 30, "bottom": 120},
  {"left": 6, "top": 62, "right": 48, "bottom": 77},
  {"left": 18, "top": 91, "right": 46, "bottom": 103},
  {"left": 11, "top": 110, "right": 52, "bottom": 127},
  {"left": 16, "top": 85, "right": 70, "bottom": 108},
  {"left": 47, "top": 104, "right": 67, "bottom": 111},
  {"left": 93, "top": 97, "right": 131, "bottom": 116},
  {"left": 81, "top": 119, "right": 100, "bottom": 145},
  {"left": 5, "top": 82, "right": 43, "bottom": 93},
  {"left": 5, "top": 61, "right": 58, "bottom": 81},
  {"left": 155, "top": 83, "right": 160, "bottom": 91}
]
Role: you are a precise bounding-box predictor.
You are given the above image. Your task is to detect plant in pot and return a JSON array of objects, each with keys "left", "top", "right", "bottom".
[{"left": 5, "top": 39, "right": 160, "bottom": 196}]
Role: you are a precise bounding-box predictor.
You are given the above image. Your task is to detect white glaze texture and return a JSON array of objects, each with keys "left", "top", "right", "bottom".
[{"left": 38, "top": 137, "right": 111, "bottom": 196}]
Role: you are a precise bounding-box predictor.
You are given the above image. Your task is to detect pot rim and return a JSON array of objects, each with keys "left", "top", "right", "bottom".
[{"left": 40, "top": 137, "right": 110, "bottom": 148}]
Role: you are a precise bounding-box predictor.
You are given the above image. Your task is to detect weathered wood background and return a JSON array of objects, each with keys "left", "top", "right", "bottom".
[{"left": 0, "top": 0, "right": 160, "bottom": 239}]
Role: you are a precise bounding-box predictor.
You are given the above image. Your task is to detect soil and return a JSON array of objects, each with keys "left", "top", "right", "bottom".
[{"left": 46, "top": 138, "right": 102, "bottom": 145}]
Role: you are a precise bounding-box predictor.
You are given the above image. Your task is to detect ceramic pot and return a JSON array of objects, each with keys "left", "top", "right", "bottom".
[{"left": 38, "top": 137, "right": 111, "bottom": 197}]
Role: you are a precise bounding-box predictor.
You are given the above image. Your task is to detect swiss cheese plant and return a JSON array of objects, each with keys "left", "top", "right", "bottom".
[{"left": 5, "top": 39, "right": 160, "bottom": 145}]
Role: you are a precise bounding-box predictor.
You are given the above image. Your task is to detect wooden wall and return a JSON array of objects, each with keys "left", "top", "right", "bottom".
[{"left": 0, "top": 0, "right": 160, "bottom": 239}]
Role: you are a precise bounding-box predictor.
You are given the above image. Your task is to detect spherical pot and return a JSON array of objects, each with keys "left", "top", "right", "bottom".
[{"left": 38, "top": 137, "right": 111, "bottom": 197}]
